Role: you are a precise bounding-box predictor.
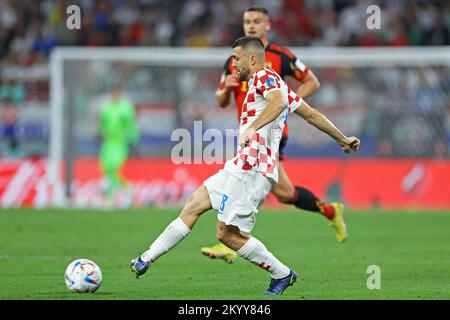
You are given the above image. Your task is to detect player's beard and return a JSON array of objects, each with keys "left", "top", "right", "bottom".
[{"left": 238, "top": 67, "right": 250, "bottom": 81}]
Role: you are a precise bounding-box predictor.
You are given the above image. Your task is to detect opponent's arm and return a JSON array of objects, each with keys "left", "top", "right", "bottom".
[
  {"left": 215, "top": 71, "right": 240, "bottom": 107},
  {"left": 294, "top": 100, "right": 360, "bottom": 153},
  {"left": 282, "top": 50, "right": 320, "bottom": 99},
  {"left": 215, "top": 86, "right": 232, "bottom": 107},
  {"left": 295, "top": 70, "right": 320, "bottom": 99}
]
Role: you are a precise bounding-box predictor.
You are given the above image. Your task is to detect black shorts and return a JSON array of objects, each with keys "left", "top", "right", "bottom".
[{"left": 279, "top": 136, "right": 288, "bottom": 161}]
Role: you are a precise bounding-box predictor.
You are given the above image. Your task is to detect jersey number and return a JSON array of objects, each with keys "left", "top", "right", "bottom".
[{"left": 219, "top": 194, "right": 229, "bottom": 213}]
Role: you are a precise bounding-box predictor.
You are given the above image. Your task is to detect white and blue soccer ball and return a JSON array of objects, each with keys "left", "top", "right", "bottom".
[{"left": 64, "top": 259, "right": 102, "bottom": 293}]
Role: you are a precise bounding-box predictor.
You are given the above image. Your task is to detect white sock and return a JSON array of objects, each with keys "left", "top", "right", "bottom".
[
  {"left": 236, "top": 236, "right": 290, "bottom": 279},
  {"left": 141, "top": 217, "right": 191, "bottom": 263}
]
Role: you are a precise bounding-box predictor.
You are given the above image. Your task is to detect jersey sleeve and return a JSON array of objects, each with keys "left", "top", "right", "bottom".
[
  {"left": 218, "top": 56, "right": 233, "bottom": 90},
  {"left": 287, "top": 87, "right": 303, "bottom": 113},
  {"left": 280, "top": 48, "right": 310, "bottom": 82},
  {"left": 254, "top": 70, "right": 282, "bottom": 98}
]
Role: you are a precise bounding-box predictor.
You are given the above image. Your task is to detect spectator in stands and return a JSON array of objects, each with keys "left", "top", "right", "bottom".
[
  {"left": 0, "top": 98, "right": 19, "bottom": 153},
  {"left": 423, "top": 15, "right": 450, "bottom": 45},
  {"left": 0, "top": 79, "right": 25, "bottom": 103},
  {"left": 0, "top": 0, "right": 449, "bottom": 57},
  {"left": 9, "top": 23, "right": 35, "bottom": 63},
  {"left": 32, "top": 22, "right": 57, "bottom": 57},
  {"left": 4, "top": 137, "right": 25, "bottom": 158}
]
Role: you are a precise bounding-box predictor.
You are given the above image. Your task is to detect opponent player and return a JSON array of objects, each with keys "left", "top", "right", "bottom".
[
  {"left": 130, "top": 37, "right": 360, "bottom": 295},
  {"left": 201, "top": 6, "right": 346, "bottom": 263},
  {"left": 97, "top": 85, "right": 139, "bottom": 202}
]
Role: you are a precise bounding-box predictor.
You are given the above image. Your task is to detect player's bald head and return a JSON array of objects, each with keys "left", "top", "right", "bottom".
[{"left": 232, "top": 36, "right": 265, "bottom": 61}]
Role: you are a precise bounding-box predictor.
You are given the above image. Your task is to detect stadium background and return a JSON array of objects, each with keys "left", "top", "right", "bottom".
[
  {"left": 0, "top": 0, "right": 450, "bottom": 301},
  {"left": 1, "top": 0, "right": 449, "bottom": 210}
]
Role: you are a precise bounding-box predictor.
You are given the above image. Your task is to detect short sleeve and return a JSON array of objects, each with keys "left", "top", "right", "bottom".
[
  {"left": 280, "top": 48, "right": 310, "bottom": 82},
  {"left": 287, "top": 87, "right": 303, "bottom": 113},
  {"left": 254, "top": 70, "right": 281, "bottom": 98}
]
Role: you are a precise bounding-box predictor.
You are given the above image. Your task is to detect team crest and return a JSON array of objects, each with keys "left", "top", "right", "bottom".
[{"left": 265, "top": 78, "right": 276, "bottom": 88}]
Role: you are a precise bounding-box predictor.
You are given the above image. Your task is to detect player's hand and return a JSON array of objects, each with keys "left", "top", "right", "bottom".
[
  {"left": 239, "top": 127, "right": 256, "bottom": 148},
  {"left": 340, "top": 136, "right": 360, "bottom": 154},
  {"left": 224, "top": 72, "right": 240, "bottom": 90}
]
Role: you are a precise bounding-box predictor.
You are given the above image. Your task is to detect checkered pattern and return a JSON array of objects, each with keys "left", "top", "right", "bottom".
[
  {"left": 233, "top": 132, "right": 278, "bottom": 177},
  {"left": 225, "top": 68, "right": 303, "bottom": 183}
]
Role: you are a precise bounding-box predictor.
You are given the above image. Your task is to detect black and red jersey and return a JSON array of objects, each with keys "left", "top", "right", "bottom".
[{"left": 218, "top": 43, "right": 310, "bottom": 137}]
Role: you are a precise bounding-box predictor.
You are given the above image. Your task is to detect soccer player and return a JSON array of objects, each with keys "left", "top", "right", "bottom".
[
  {"left": 201, "top": 6, "right": 346, "bottom": 263},
  {"left": 130, "top": 36, "right": 360, "bottom": 295},
  {"left": 97, "top": 85, "right": 139, "bottom": 202}
]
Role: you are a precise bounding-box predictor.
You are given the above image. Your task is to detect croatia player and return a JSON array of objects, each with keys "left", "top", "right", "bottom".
[
  {"left": 130, "top": 36, "right": 360, "bottom": 295},
  {"left": 202, "top": 6, "right": 347, "bottom": 263}
]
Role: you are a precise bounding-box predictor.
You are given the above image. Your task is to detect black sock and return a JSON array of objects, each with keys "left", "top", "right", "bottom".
[{"left": 293, "top": 186, "right": 321, "bottom": 212}]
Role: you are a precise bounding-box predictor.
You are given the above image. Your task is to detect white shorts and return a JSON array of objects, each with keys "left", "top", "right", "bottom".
[{"left": 203, "top": 169, "right": 272, "bottom": 233}]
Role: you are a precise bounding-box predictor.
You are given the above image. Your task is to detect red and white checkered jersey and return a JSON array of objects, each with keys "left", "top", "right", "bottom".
[{"left": 224, "top": 67, "right": 303, "bottom": 183}]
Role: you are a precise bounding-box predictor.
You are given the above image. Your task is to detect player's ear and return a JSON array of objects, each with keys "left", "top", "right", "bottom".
[{"left": 266, "top": 21, "right": 271, "bottom": 32}]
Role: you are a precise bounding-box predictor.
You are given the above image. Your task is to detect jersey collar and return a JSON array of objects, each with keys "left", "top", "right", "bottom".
[{"left": 248, "top": 66, "right": 265, "bottom": 86}]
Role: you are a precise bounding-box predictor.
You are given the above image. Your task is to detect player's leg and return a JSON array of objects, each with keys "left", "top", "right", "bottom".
[
  {"left": 273, "top": 162, "right": 347, "bottom": 242},
  {"left": 215, "top": 171, "right": 296, "bottom": 295},
  {"left": 130, "top": 185, "right": 212, "bottom": 277},
  {"left": 271, "top": 161, "right": 335, "bottom": 216},
  {"left": 216, "top": 221, "right": 297, "bottom": 295},
  {"left": 200, "top": 169, "right": 239, "bottom": 263},
  {"left": 100, "top": 144, "right": 126, "bottom": 198},
  {"left": 271, "top": 138, "right": 347, "bottom": 242}
]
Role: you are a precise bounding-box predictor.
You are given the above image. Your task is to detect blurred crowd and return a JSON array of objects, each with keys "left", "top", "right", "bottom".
[
  {"left": 0, "top": 0, "right": 448, "bottom": 99},
  {"left": 0, "top": 0, "right": 449, "bottom": 97},
  {"left": 0, "top": 0, "right": 449, "bottom": 58}
]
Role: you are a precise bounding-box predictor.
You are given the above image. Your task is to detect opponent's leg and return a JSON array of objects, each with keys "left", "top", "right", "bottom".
[
  {"left": 201, "top": 242, "right": 237, "bottom": 264},
  {"left": 217, "top": 221, "right": 297, "bottom": 295},
  {"left": 130, "top": 185, "right": 212, "bottom": 277},
  {"left": 271, "top": 162, "right": 348, "bottom": 242}
]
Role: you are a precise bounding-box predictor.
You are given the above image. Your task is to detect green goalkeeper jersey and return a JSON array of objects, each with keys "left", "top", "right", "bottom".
[{"left": 98, "top": 97, "right": 139, "bottom": 147}]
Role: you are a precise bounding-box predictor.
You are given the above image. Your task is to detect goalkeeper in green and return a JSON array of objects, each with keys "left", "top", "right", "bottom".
[{"left": 97, "top": 86, "right": 139, "bottom": 199}]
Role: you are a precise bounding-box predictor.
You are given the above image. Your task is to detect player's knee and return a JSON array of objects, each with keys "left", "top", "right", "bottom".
[{"left": 184, "top": 194, "right": 205, "bottom": 217}]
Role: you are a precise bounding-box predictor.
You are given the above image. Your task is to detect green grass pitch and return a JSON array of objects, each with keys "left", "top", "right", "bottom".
[{"left": 1, "top": 207, "right": 449, "bottom": 300}]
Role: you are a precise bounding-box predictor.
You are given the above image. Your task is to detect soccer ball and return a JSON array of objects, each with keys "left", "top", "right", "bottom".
[{"left": 64, "top": 259, "right": 102, "bottom": 293}]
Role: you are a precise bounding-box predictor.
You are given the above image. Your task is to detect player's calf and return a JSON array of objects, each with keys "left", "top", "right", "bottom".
[{"left": 216, "top": 223, "right": 248, "bottom": 251}]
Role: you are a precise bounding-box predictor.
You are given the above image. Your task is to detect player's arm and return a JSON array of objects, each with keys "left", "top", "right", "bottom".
[
  {"left": 293, "top": 100, "right": 360, "bottom": 153},
  {"left": 281, "top": 50, "right": 320, "bottom": 98},
  {"left": 239, "top": 90, "right": 285, "bottom": 147},
  {"left": 295, "top": 70, "right": 320, "bottom": 99},
  {"left": 215, "top": 57, "right": 240, "bottom": 108},
  {"left": 215, "top": 71, "right": 240, "bottom": 107}
]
